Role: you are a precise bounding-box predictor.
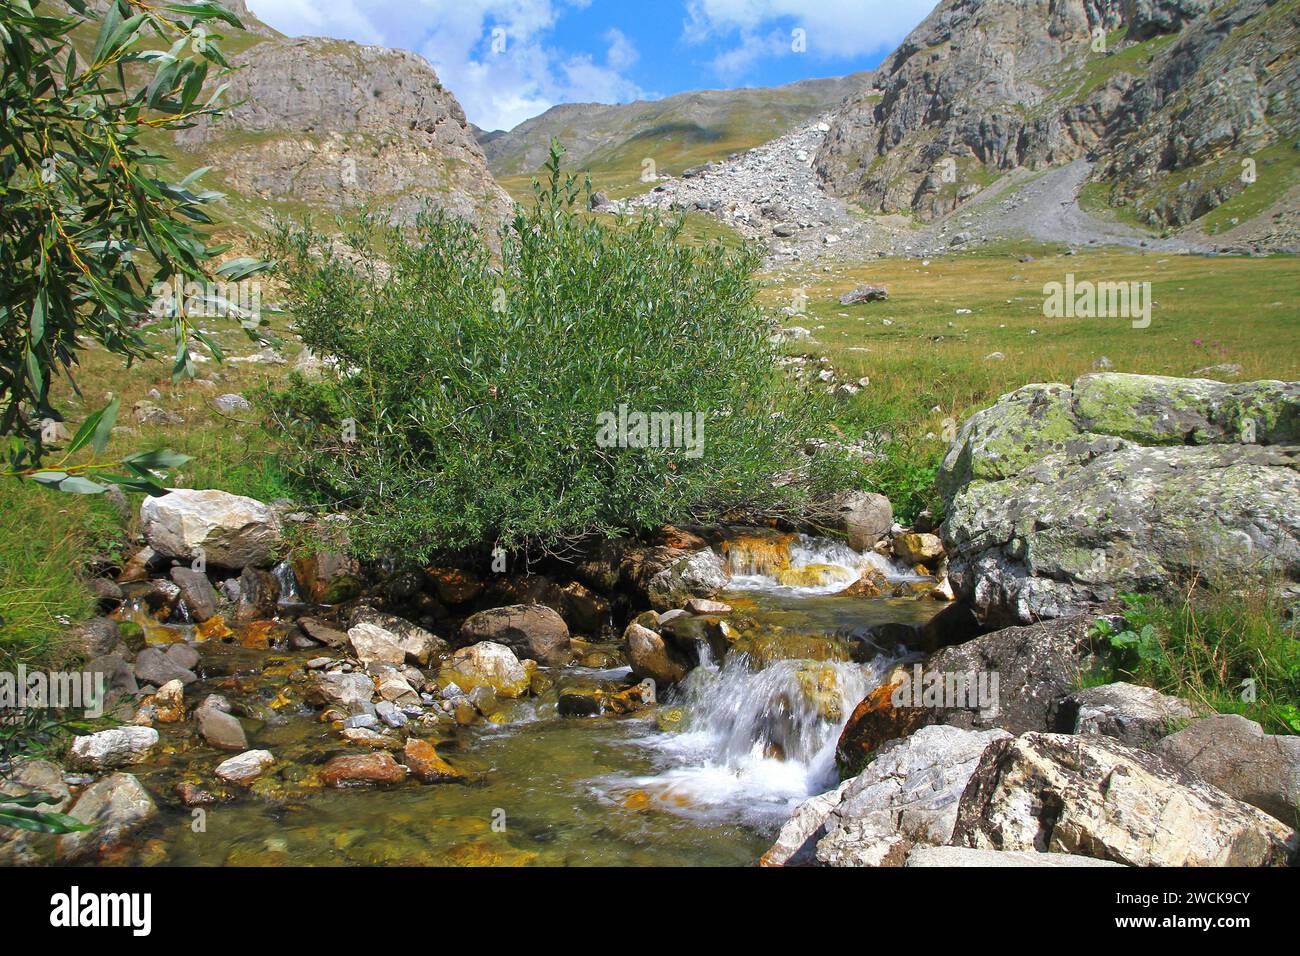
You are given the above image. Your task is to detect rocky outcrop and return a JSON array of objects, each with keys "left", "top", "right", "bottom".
[
  {"left": 905, "top": 845, "right": 1125, "bottom": 866},
  {"left": 815, "top": 0, "right": 1295, "bottom": 243},
  {"left": 174, "top": 36, "right": 511, "bottom": 232},
  {"left": 953, "top": 732, "right": 1298, "bottom": 866},
  {"left": 939, "top": 374, "right": 1300, "bottom": 625},
  {"left": 141, "top": 489, "right": 282, "bottom": 570},
  {"left": 1157, "top": 714, "right": 1300, "bottom": 825}
]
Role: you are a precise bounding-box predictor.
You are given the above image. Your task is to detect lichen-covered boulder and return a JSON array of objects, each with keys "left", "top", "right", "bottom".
[
  {"left": 1059, "top": 681, "right": 1201, "bottom": 748},
  {"left": 939, "top": 374, "right": 1300, "bottom": 625},
  {"left": 140, "top": 489, "right": 282, "bottom": 569}
]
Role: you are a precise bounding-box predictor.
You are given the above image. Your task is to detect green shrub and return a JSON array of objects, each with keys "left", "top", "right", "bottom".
[
  {"left": 262, "top": 149, "right": 841, "bottom": 558},
  {"left": 1091, "top": 587, "right": 1300, "bottom": 735}
]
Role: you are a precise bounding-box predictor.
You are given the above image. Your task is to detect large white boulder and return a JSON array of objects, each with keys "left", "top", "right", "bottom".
[{"left": 140, "top": 489, "right": 282, "bottom": 569}]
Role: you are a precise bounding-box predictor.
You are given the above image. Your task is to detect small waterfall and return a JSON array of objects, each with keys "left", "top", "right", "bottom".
[
  {"left": 722, "top": 532, "right": 903, "bottom": 594},
  {"left": 613, "top": 650, "right": 895, "bottom": 824},
  {"left": 272, "top": 560, "right": 303, "bottom": 607}
]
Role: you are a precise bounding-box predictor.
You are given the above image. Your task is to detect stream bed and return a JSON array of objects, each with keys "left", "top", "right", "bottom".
[{"left": 118, "top": 538, "right": 943, "bottom": 866}]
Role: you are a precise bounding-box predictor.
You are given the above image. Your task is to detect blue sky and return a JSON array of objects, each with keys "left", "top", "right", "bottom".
[{"left": 247, "top": 0, "right": 936, "bottom": 132}]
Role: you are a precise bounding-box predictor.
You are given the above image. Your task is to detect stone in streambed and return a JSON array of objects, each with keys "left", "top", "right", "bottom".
[
  {"left": 214, "top": 750, "right": 275, "bottom": 786},
  {"left": 57, "top": 773, "right": 157, "bottom": 864},
  {"left": 320, "top": 752, "right": 408, "bottom": 788},
  {"left": 437, "top": 642, "right": 533, "bottom": 698},
  {"left": 169, "top": 566, "right": 220, "bottom": 622},
  {"left": 402, "top": 738, "right": 464, "bottom": 783},
  {"left": 622, "top": 622, "right": 689, "bottom": 687},
  {"left": 196, "top": 696, "right": 248, "bottom": 750},
  {"left": 68, "top": 727, "right": 159, "bottom": 772}
]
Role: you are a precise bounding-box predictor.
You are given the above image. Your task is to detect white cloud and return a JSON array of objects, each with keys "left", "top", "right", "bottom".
[
  {"left": 684, "top": 0, "right": 934, "bottom": 75},
  {"left": 247, "top": 0, "right": 646, "bottom": 131}
]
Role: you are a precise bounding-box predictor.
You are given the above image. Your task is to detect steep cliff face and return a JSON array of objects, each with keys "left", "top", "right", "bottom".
[
  {"left": 174, "top": 36, "right": 512, "bottom": 231},
  {"left": 815, "top": 0, "right": 1297, "bottom": 238}
]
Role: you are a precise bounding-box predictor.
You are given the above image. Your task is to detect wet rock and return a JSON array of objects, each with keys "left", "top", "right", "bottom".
[
  {"left": 953, "top": 732, "right": 1298, "bottom": 867},
  {"left": 557, "top": 679, "right": 655, "bottom": 718},
  {"left": 85, "top": 653, "right": 139, "bottom": 699},
  {"left": 0, "top": 759, "right": 71, "bottom": 865},
  {"left": 892, "top": 532, "right": 943, "bottom": 566},
  {"left": 170, "top": 567, "right": 221, "bottom": 622},
  {"left": 402, "top": 738, "right": 464, "bottom": 783},
  {"left": 642, "top": 547, "right": 730, "bottom": 611},
  {"left": 341, "top": 727, "right": 402, "bottom": 748},
  {"left": 425, "top": 566, "right": 484, "bottom": 604},
  {"left": 87, "top": 577, "right": 124, "bottom": 610},
  {"left": 132, "top": 646, "right": 197, "bottom": 687},
  {"left": 151, "top": 680, "right": 186, "bottom": 723},
  {"left": 559, "top": 580, "right": 610, "bottom": 634},
  {"left": 234, "top": 566, "right": 278, "bottom": 623},
  {"left": 375, "top": 700, "right": 408, "bottom": 729},
  {"left": 196, "top": 697, "right": 248, "bottom": 750},
  {"left": 292, "top": 551, "right": 362, "bottom": 604},
  {"left": 307, "top": 671, "right": 376, "bottom": 715},
  {"left": 175, "top": 782, "right": 218, "bottom": 808},
  {"left": 319, "top": 752, "right": 408, "bottom": 788},
  {"left": 459, "top": 604, "right": 570, "bottom": 666},
  {"left": 623, "top": 622, "right": 690, "bottom": 687},
  {"left": 1157, "top": 714, "right": 1300, "bottom": 825},
  {"left": 58, "top": 773, "right": 158, "bottom": 864},
  {"left": 769, "top": 725, "right": 1011, "bottom": 867},
  {"left": 298, "top": 617, "right": 350, "bottom": 648},
  {"left": 214, "top": 750, "right": 275, "bottom": 786},
  {"left": 1058, "top": 681, "right": 1200, "bottom": 748},
  {"left": 685, "top": 598, "right": 731, "bottom": 615},
  {"left": 348, "top": 622, "right": 407, "bottom": 666},
  {"left": 837, "top": 566, "right": 890, "bottom": 598},
  {"left": 905, "top": 847, "right": 1125, "bottom": 868},
  {"left": 140, "top": 489, "right": 282, "bottom": 570},
  {"left": 437, "top": 642, "right": 533, "bottom": 698},
  {"left": 68, "top": 727, "right": 159, "bottom": 772}
]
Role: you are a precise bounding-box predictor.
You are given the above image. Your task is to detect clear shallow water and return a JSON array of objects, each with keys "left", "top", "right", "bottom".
[{"left": 123, "top": 543, "right": 942, "bottom": 867}]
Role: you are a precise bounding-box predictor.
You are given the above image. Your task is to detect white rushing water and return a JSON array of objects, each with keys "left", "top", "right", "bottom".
[
  {"left": 594, "top": 535, "right": 918, "bottom": 826},
  {"left": 609, "top": 648, "right": 893, "bottom": 825},
  {"left": 723, "top": 533, "right": 913, "bottom": 595}
]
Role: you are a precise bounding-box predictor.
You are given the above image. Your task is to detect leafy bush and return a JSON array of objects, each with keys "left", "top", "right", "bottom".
[
  {"left": 263, "top": 149, "right": 841, "bottom": 557},
  {"left": 0, "top": 0, "right": 269, "bottom": 490},
  {"left": 1091, "top": 587, "right": 1300, "bottom": 735}
]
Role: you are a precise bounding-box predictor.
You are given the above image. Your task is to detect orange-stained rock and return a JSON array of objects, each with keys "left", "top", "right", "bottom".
[
  {"left": 425, "top": 567, "right": 483, "bottom": 605},
  {"left": 835, "top": 680, "right": 933, "bottom": 777},
  {"left": 837, "top": 566, "right": 890, "bottom": 598},
  {"left": 195, "top": 615, "right": 233, "bottom": 642},
  {"left": 236, "top": 620, "right": 278, "bottom": 649},
  {"left": 654, "top": 526, "right": 709, "bottom": 550},
  {"left": 319, "top": 751, "right": 408, "bottom": 788},
  {"left": 402, "top": 738, "right": 465, "bottom": 783}
]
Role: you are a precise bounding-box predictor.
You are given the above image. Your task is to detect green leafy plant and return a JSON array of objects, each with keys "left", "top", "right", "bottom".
[
  {"left": 1090, "top": 587, "right": 1300, "bottom": 735},
  {"left": 1, "top": 0, "right": 273, "bottom": 492},
  {"left": 0, "top": 702, "right": 94, "bottom": 834},
  {"left": 263, "top": 142, "right": 844, "bottom": 558}
]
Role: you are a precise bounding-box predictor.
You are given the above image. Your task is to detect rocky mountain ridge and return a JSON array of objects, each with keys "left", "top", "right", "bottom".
[{"left": 815, "top": 0, "right": 1298, "bottom": 246}]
